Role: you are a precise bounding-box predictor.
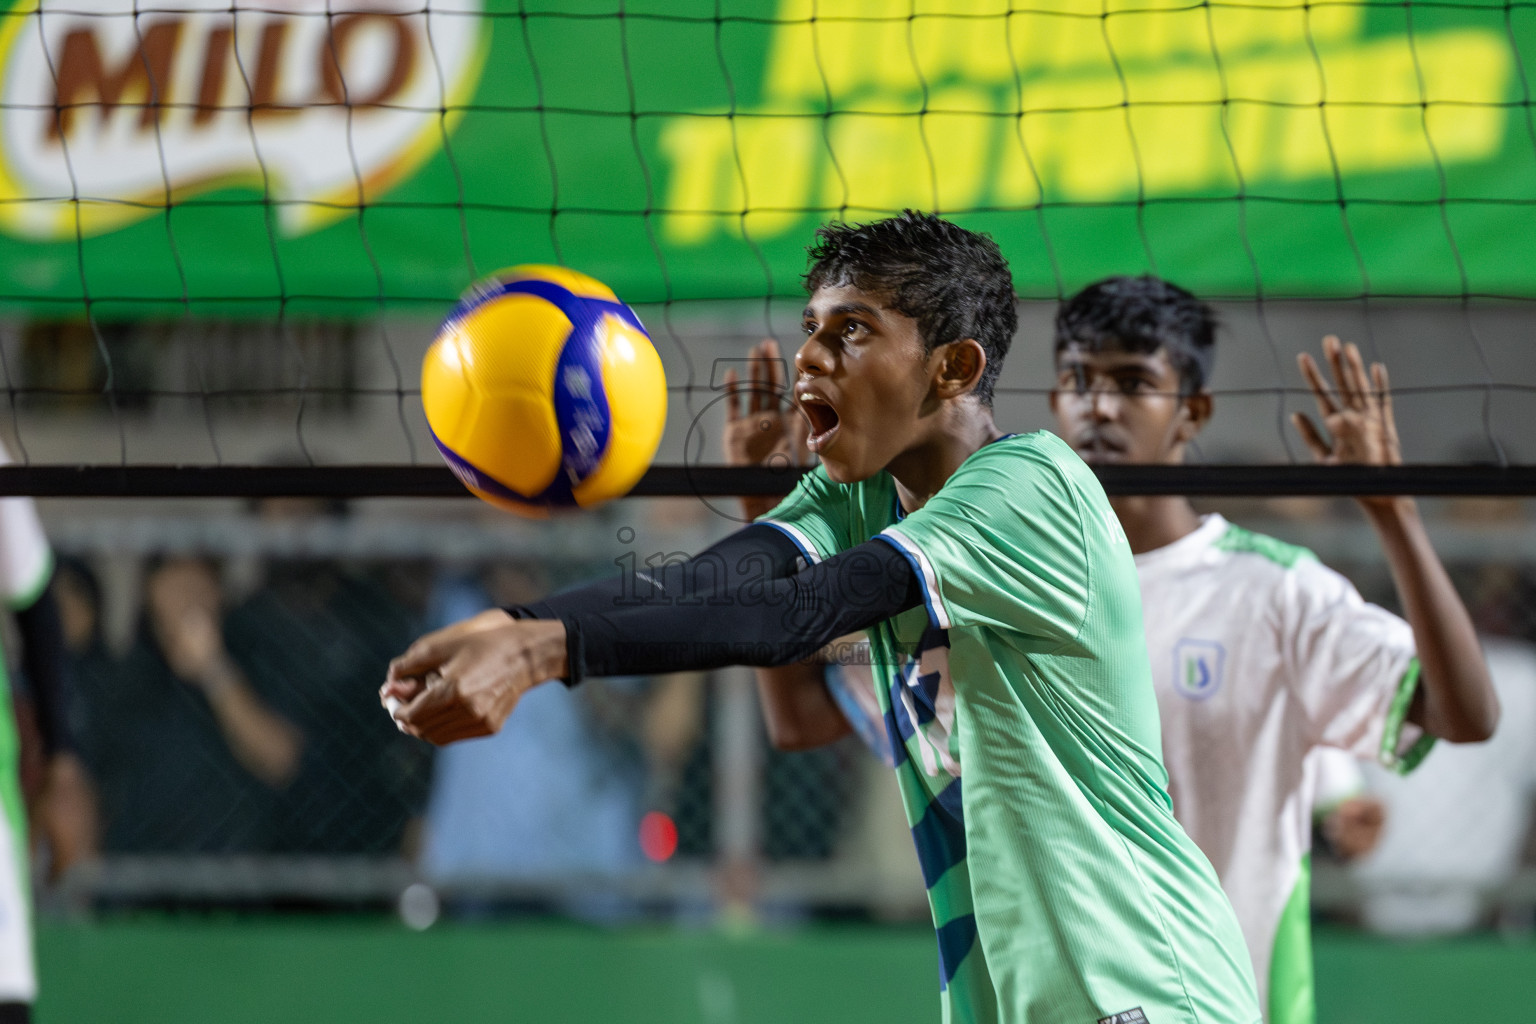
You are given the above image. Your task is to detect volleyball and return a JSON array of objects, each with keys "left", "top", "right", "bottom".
[{"left": 421, "top": 265, "right": 667, "bottom": 517}]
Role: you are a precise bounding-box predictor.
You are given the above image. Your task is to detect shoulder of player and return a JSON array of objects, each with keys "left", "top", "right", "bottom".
[
  {"left": 950, "top": 430, "right": 1086, "bottom": 490},
  {"left": 1209, "top": 520, "right": 1318, "bottom": 572},
  {"left": 1207, "top": 521, "right": 1375, "bottom": 628}
]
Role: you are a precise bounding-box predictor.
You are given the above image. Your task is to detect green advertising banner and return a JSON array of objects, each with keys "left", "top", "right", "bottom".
[{"left": 2, "top": 0, "right": 1533, "bottom": 317}]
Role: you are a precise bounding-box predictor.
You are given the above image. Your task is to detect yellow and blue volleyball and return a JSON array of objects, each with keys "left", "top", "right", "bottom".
[{"left": 421, "top": 265, "right": 667, "bottom": 517}]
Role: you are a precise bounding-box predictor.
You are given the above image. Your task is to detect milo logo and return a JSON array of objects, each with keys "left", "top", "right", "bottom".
[{"left": 0, "top": 0, "right": 487, "bottom": 238}]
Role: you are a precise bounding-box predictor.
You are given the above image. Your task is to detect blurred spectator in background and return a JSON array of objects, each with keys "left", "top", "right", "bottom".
[
  {"left": 223, "top": 497, "right": 430, "bottom": 855},
  {"left": 1353, "top": 564, "right": 1536, "bottom": 936},
  {"left": 420, "top": 562, "right": 702, "bottom": 904},
  {"left": 77, "top": 556, "right": 299, "bottom": 853}
]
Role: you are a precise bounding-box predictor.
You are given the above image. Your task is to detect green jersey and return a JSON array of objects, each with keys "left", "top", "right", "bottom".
[{"left": 766, "top": 432, "right": 1259, "bottom": 1024}]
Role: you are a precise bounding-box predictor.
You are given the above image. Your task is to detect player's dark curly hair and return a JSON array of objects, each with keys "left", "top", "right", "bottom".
[
  {"left": 1054, "top": 275, "right": 1217, "bottom": 395},
  {"left": 804, "top": 210, "right": 1017, "bottom": 406}
]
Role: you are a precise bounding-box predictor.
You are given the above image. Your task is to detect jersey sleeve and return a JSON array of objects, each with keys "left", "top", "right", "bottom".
[
  {"left": 759, "top": 465, "right": 852, "bottom": 564},
  {"left": 1282, "top": 558, "right": 1433, "bottom": 774},
  {"left": 876, "top": 438, "right": 1094, "bottom": 645},
  {"left": 0, "top": 442, "right": 51, "bottom": 609}
]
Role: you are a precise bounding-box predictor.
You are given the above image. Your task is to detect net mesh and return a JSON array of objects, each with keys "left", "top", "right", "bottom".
[
  {"left": 0, "top": 0, "right": 1531, "bottom": 491},
  {"left": 6, "top": 0, "right": 1536, "bottom": 930}
]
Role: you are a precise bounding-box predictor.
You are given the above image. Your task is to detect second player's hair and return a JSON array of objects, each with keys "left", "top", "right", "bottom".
[
  {"left": 804, "top": 210, "right": 1017, "bottom": 406},
  {"left": 1054, "top": 275, "right": 1217, "bottom": 394}
]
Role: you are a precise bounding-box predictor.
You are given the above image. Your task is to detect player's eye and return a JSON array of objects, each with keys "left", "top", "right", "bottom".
[
  {"left": 843, "top": 319, "right": 866, "bottom": 339},
  {"left": 1119, "top": 376, "right": 1152, "bottom": 394},
  {"left": 1058, "top": 366, "right": 1090, "bottom": 394},
  {"left": 801, "top": 320, "right": 816, "bottom": 337}
]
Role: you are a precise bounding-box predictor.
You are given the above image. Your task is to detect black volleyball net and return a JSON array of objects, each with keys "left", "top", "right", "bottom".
[{"left": 0, "top": 0, "right": 1531, "bottom": 496}]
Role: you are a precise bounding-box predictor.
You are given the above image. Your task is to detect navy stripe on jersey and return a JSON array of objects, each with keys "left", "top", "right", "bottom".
[
  {"left": 880, "top": 694, "right": 910, "bottom": 769},
  {"left": 936, "top": 912, "right": 978, "bottom": 990},
  {"left": 887, "top": 674, "right": 918, "bottom": 743},
  {"left": 911, "top": 778, "right": 966, "bottom": 889},
  {"left": 904, "top": 627, "right": 950, "bottom": 723}
]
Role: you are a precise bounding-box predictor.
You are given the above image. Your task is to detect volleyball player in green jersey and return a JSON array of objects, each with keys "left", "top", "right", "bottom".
[{"left": 383, "top": 212, "right": 1261, "bottom": 1024}]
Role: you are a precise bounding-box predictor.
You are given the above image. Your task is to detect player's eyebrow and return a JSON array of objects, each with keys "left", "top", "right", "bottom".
[{"left": 803, "top": 301, "right": 884, "bottom": 322}]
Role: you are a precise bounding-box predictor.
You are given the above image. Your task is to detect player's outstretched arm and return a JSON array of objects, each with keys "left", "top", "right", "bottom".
[
  {"left": 1294, "top": 335, "right": 1498, "bottom": 742},
  {"left": 723, "top": 340, "right": 847, "bottom": 750},
  {"left": 383, "top": 534, "right": 921, "bottom": 746}
]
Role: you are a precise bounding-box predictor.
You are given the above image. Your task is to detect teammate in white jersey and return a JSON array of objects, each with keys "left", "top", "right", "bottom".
[
  {"left": 0, "top": 441, "right": 90, "bottom": 1023},
  {"left": 1048, "top": 276, "right": 1498, "bottom": 1023}
]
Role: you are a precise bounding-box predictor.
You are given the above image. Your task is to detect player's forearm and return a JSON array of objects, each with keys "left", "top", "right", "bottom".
[
  {"left": 1365, "top": 497, "right": 1498, "bottom": 742},
  {"left": 754, "top": 662, "right": 850, "bottom": 751}
]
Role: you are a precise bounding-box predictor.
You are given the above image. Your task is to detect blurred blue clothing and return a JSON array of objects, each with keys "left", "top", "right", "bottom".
[{"left": 420, "top": 575, "right": 644, "bottom": 882}]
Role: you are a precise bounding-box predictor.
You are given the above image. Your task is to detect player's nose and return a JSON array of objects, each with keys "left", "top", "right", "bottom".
[
  {"left": 794, "top": 333, "right": 832, "bottom": 377},
  {"left": 1088, "top": 385, "right": 1121, "bottom": 422}
]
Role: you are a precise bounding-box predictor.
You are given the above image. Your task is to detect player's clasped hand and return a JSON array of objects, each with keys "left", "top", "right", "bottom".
[{"left": 379, "top": 610, "right": 569, "bottom": 746}]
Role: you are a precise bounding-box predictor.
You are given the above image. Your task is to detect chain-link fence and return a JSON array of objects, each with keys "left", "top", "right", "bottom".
[{"left": 3, "top": 493, "right": 1526, "bottom": 937}]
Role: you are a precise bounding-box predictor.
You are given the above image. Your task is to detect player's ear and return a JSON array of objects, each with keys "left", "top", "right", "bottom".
[
  {"left": 934, "top": 338, "right": 987, "bottom": 400},
  {"left": 1176, "top": 390, "right": 1213, "bottom": 442}
]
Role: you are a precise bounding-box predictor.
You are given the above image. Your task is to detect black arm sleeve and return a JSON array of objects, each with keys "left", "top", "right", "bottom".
[
  {"left": 14, "top": 578, "right": 74, "bottom": 755},
  {"left": 513, "top": 531, "right": 923, "bottom": 682},
  {"left": 523, "top": 523, "right": 806, "bottom": 622}
]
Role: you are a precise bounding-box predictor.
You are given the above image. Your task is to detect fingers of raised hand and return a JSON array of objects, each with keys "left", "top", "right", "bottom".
[
  {"left": 723, "top": 369, "right": 741, "bottom": 422},
  {"left": 1319, "top": 335, "right": 1366, "bottom": 411},
  {"left": 1297, "top": 350, "right": 1338, "bottom": 418},
  {"left": 1371, "top": 361, "right": 1402, "bottom": 461},
  {"left": 747, "top": 340, "right": 782, "bottom": 415},
  {"left": 1323, "top": 334, "right": 1349, "bottom": 395},
  {"left": 759, "top": 339, "right": 783, "bottom": 395},
  {"left": 1341, "top": 341, "right": 1374, "bottom": 411},
  {"left": 1291, "top": 412, "right": 1333, "bottom": 462}
]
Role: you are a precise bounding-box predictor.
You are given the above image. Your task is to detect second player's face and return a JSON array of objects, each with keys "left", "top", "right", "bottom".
[
  {"left": 793, "top": 284, "right": 938, "bottom": 483},
  {"left": 1049, "top": 346, "right": 1199, "bottom": 465}
]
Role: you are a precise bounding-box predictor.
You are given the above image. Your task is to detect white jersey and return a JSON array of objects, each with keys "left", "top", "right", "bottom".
[
  {"left": 0, "top": 440, "right": 52, "bottom": 1003},
  {"left": 1136, "top": 514, "right": 1427, "bottom": 1023},
  {"left": 0, "top": 464, "right": 51, "bottom": 612}
]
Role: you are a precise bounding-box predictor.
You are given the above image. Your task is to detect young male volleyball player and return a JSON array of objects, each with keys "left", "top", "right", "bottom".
[
  {"left": 726, "top": 278, "right": 1501, "bottom": 1022},
  {"left": 1044, "top": 277, "right": 1497, "bottom": 1023},
  {"left": 384, "top": 213, "right": 1262, "bottom": 1024}
]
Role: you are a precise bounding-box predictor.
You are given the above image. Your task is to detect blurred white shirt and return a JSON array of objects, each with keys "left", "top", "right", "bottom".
[{"left": 1354, "top": 636, "right": 1536, "bottom": 935}]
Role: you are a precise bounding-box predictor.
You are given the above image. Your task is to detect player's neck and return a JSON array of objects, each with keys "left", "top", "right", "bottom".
[
  {"left": 1108, "top": 495, "right": 1203, "bottom": 555},
  {"left": 888, "top": 405, "right": 1003, "bottom": 514}
]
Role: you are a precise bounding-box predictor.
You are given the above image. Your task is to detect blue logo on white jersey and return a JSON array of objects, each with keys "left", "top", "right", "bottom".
[{"left": 1173, "top": 638, "right": 1225, "bottom": 700}]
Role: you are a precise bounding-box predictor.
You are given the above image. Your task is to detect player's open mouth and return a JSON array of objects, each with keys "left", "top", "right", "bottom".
[{"left": 796, "top": 391, "right": 841, "bottom": 453}]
